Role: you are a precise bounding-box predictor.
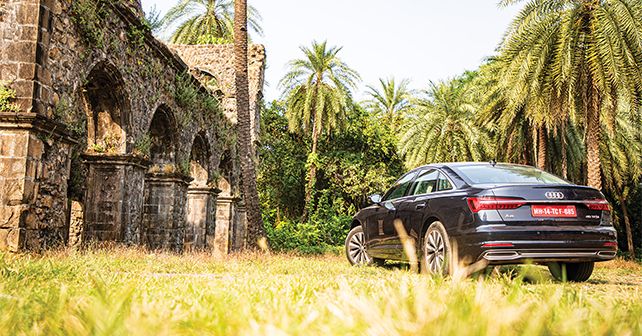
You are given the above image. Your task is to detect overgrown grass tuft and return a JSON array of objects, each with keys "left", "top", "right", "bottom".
[{"left": 1, "top": 248, "right": 641, "bottom": 335}]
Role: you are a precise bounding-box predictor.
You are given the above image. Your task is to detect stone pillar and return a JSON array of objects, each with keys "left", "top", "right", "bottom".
[
  {"left": 232, "top": 200, "right": 247, "bottom": 251},
  {"left": 186, "top": 186, "right": 217, "bottom": 250},
  {"left": 68, "top": 200, "right": 83, "bottom": 247},
  {"left": 82, "top": 154, "right": 149, "bottom": 245},
  {"left": 143, "top": 173, "right": 191, "bottom": 252},
  {"left": 0, "top": 113, "right": 76, "bottom": 252},
  {"left": 214, "top": 195, "right": 236, "bottom": 255}
]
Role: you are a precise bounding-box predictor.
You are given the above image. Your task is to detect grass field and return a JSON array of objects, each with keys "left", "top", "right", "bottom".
[{"left": 1, "top": 249, "right": 641, "bottom": 336}]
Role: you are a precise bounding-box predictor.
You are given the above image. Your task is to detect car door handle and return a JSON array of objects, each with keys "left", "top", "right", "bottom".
[{"left": 416, "top": 202, "right": 426, "bottom": 210}]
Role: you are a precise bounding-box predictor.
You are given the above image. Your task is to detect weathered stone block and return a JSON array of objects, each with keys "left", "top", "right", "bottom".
[
  {"left": 0, "top": 227, "right": 22, "bottom": 252},
  {"left": 15, "top": 3, "right": 38, "bottom": 25}
]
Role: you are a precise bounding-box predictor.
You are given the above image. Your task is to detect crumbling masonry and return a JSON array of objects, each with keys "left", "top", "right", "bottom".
[{"left": 0, "top": 0, "right": 265, "bottom": 253}]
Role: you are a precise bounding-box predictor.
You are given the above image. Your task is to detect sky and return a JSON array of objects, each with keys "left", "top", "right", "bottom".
[{"left": 140, "top": 0, "right": 522, "bottom": 101}]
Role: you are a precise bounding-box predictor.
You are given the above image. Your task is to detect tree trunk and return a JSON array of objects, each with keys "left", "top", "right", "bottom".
[
  {"left": 234, "top": 0, "right": 264, "bottom": 249},
  {"left": 619, "top": 195, "right": 635, "bottom": 258},
  {"left": 302, "top": 120, "right": 319, "bottom": 221},
  {"left": 537, "top": 126, "right": 547, "bottom": 171},
  {"left": 586, "top": 84, "right": 602, "bottom": 190},
  {"left": 561, "top": 131, "right": 568, "bottom": 179}
]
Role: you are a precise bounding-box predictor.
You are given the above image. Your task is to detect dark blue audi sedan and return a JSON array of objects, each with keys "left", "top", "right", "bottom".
[{"left": 345, "top": 162, "right": 617, "bottom": 282}]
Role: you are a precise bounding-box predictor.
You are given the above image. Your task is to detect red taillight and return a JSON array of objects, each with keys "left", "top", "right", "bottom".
[
  {"left": 482, "top": 243, "right": 514, "bottom": 248},
  {"left": 603, "top": 242, "right": 617, "bottom": 248},
  {"left": 585, "top": 199, "right": 610, "bottom": 211},
  {"left": 467, "top": 196, "right": 526, "bottom": 213}
]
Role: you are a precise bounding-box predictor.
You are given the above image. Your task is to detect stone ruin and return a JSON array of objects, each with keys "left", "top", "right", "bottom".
[{"left": 0, "top": 0, "right": 265, "bottom": 253}]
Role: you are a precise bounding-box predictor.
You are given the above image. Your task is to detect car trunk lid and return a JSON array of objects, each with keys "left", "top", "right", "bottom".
[{"left": 485, "top": 184, "right": 609, "bottom": 226}]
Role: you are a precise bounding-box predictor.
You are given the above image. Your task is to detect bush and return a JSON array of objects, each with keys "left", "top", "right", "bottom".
[{"left": 263, "top": 191, "right": 352, "bottom": 255}]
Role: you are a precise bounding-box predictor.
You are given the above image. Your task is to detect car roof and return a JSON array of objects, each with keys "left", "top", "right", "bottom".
[{"left": 413, "top": 162, "right": 532, "bottom": 172}]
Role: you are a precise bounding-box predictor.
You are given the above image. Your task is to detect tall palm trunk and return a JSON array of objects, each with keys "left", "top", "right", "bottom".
[
  {"left": 619, "top": 195, "right": 635, "bottom": 258},
  {"left": 234, "top": 0, "right": 264, "bottom": 249},
  {"left": 586, "top": 84, "right": 602, "bottom": 190},
  {"left": 561, "top": 131, "right": 568, "bottom": 179},
  {"left": 302, "top": 121, "right": 319, "bottom": 221},
  {"left": 537, "top": 126, "right": 547, "bottom": 170}
]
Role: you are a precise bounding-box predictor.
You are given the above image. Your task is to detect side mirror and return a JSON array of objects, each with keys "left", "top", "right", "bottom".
[{"left": 369, "top": 194, "right": 382, "bottom": 204}]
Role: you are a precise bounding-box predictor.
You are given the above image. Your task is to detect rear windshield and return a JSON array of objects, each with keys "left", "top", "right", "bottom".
[{"left": 453, "top": 165, "right": 569, "bottom": 185}]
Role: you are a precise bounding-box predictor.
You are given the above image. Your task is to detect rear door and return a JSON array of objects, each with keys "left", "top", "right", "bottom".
[{"left": 396, "top": 170, "right": 464, "bottom": 259}]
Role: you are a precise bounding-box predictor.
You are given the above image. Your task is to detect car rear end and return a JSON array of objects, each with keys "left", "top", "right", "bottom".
[{"left": 451, "top": 164, "right": 618, "bottom": 265}]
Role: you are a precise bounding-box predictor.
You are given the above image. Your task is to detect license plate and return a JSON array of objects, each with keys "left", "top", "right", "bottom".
[{"left": 531, "top": 205, "right": 577, "bottom": 218}]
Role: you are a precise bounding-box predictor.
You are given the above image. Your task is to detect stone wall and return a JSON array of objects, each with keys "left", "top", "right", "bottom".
[
  {"left": 171, "top": 44, "right": 266, "bottom": 142},
  {"left": 0, "top": 0, "right": 265, "bottom": 253}
]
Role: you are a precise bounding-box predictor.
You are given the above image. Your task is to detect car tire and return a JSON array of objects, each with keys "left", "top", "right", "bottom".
[
  {"left": 345, "top": 226, "right": 379, "bottom": 266},
  {"left": 421, "top": 221, "right": 452, "bottom": 275},
  {"left": 548, "top": 262, "right": 594, "bottom": 282}
]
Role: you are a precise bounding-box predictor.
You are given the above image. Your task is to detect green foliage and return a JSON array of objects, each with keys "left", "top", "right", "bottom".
[
  {"left": 126, "top": 25, "right": 148, "bottom": 47},
  {"left": 258, "top": 102, "right": 308, "bottom": 219},
  {"left": 263, "top": 191, "right": 352, "bottom": 254},
  {"left": 279, "top": 41, "right": 361, "bottom": 137},
  {"left": 143, "top": 5, "right": 163, "bottom": 35},
  {"left": 400, "top": 77, "right": 493, "bottom": 167},
  {"left": 0, "top": 81, "right": 20, "bottom": 112},
  {"left": 133, "top": 133, "right": 152, "bottom": 159},
  {"left": 363, "top": 77, "right": 413, "bottom": 131},
  {"left": 71, "top": 0, "right": 106, "bottom": 48},
  {"left": 259, "top": 102, "right": 404, "bottom": 253},
  {"left": 175, "top": 72, "right": 199, "bottom": 110},
  {"left": 179, "top": 159, "right": 191, "bottom": 176},
  {"left": 160, "top": 0, "right": 263, "bottom": 45}
]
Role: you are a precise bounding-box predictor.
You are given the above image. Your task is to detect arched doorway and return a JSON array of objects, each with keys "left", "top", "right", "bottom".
[
  {"left": 185, "top": 132, "right": 216, "bottom": 250},
  {"left": 142, "top": 106, "right": 190, "bottom": 251},
  {"left": 79, "top": 63, "right": 148, "bottom": 246},
  {"left": 212, "top": 150, "right": 238, "bottom": 254}
]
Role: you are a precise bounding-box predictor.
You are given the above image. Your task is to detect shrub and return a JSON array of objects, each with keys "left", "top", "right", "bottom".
[{"left": 0, "top": 81, "right": 20, "bottom": 112}]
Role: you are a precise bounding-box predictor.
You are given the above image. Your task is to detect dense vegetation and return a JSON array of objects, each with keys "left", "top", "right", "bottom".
[
  {"left": 260, "top": 1, "right": 642, "bottom": 257},
  {"left": 154, "top": 0, "right": 642, "bottom": 257},
  {"left": 1, "top": 249, "right": 641, "bottom": 334}
]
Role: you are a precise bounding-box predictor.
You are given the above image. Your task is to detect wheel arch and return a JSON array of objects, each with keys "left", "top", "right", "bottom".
[
  {"left": 420, "top": 216, "right": 442, "bottom": 241},
  {"left": 350, "top": 219, "right": 362, "bottom": 229}
]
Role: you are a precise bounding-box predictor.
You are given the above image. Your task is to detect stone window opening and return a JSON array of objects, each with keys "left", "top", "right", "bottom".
[{"left": 81, "top": 64, "right": 129, "bottom": 155}]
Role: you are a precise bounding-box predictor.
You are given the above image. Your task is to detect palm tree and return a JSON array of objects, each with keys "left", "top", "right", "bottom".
[
  {"left": 600, "top": 107, "right": 642, "bottom": 257},
  {"left": 162, "top": 0, "right": 262, "bottom": 44},
  {"left": 279, "top": 41, "right": 360, "bottom": 219},
  {"left": 364, "top": 78, "right": 413, "bottom": 130},
  {"left": 234, "top": 0, "right": 264, "bottom": 248},
  {"left": 498, "top": 0, "right": 642, "bottom": 189},
  {"left": 400, "top": 79, "right": 493, "bottom": 168}
]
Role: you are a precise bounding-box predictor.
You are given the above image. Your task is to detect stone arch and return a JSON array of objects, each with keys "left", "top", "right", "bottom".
[
  {"left": 148, "top": 104, "right": 178, "bottom": 168},
  {"left": 189, "top": 132, "right": 210, "bottom": 187},
  {"left": 218, "top": 149, "right": 234, "bottom": 196},
  {"left": 81, "top": 62, "right": 130, "bottom": 154},
  {"left": 185, "top": 131, "right": 215, "bottom": 249},
  {"left": 142, "top": 104, "right": 188, "bottom": 251}
]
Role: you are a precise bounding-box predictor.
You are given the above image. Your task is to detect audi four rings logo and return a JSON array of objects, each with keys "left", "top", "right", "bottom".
[{"left": 545, "top": 192, "right": 565, "bottom": 199}]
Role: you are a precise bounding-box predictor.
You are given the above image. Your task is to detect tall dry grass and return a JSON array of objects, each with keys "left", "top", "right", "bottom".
[{"left": 0, "top": 247, "right": 640, "bottom": 335}]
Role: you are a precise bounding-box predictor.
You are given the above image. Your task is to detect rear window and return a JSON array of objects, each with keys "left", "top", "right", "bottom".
[{"left": 453, "top": 165, "right": 569, "bottom": 185}]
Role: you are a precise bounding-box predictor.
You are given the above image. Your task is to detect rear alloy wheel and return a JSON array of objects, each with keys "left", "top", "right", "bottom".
[
  {"left": 548, "top": 262, "right": 594, "bottom": 282},
  {"left": 346, "top": 226, "right": 381, "bottom": 266},
  {"left": 421, "top": 221, "right": 452, "bottom": 275}
]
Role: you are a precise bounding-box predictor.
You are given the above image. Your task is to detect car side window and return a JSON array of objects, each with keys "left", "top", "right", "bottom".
[
  {"left": 410, "top": 170, "right": 439, "bottom": 195},
  {"left": 437, "top": 172, "right": 453, "bottom": 191},
  {"left": 383, "top": 172, "right": 418, "bottom": 201}
]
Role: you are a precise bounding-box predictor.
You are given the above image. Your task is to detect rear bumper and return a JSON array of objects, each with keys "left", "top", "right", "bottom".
[
  {"left": 457, "top": 224, "right": 618, "bottom": 265},
  {"left": 480, "top": 248, "right": 616, "bottom": 264}
]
